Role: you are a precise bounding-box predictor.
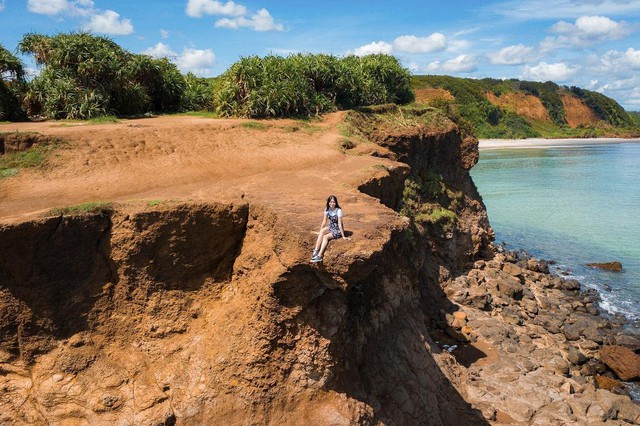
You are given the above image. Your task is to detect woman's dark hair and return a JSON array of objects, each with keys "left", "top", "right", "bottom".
[{"left": 326, "top": 195, "right": 341, "bottom": 210}]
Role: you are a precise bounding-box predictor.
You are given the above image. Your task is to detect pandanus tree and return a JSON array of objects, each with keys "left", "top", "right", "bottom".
[
  {"left": 214, "top": 53, "right": 414, "bottom": 118},
  {"left": 19, "top": 32, "right": 192, "bottom": 119},
  {"left": 0, "top": 44, "right": 26, "bottom": 121}
]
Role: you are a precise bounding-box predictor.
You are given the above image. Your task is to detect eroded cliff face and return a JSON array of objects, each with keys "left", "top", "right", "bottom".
[{"left": 0, "top": 109, "right": 493, "bottom": 425}]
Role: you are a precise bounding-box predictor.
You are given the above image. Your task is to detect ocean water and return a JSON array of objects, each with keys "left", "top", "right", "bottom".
[{"left": 470, "top": 141, "right": 640, "bottom": 325}]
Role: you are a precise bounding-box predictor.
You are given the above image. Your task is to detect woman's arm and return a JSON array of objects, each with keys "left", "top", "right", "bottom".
[{"left": 338, "top": 217, "right": 350, "bottom": 240}]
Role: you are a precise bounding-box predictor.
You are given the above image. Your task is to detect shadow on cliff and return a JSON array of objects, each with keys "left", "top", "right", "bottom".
[
  {"left": 272, "top": 232, "right": 489, "bottom": 425},
  {"left": 0, "top": 212, "right": 117, "bottom": 359}
]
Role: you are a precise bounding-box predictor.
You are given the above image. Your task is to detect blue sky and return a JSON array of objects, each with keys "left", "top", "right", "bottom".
[{"left": 1, "top": 0, "right": 640, "bottom": 110}]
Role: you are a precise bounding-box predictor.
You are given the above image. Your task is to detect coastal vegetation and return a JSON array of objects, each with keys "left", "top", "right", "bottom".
[
  {"left": 1, "top": 32, "right": 638, "bottom": 139},
  {"left": 214, "top": 53, "right": 414, "bottom": 118},
  {"left": 412, "top": 75, "right": 639, "bottom": 138}
]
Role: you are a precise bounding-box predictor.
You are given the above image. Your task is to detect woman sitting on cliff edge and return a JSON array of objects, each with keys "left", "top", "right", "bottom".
[{"left": 311, "top": 195, "right": 350, "bottom": 263}]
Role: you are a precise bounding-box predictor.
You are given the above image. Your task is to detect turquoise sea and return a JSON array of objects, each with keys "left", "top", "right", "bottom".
[{"left": 470, "top": 140, "right": 640, "bottom": 326}]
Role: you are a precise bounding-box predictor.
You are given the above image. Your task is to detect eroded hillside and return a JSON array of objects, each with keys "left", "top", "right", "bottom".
[{"left": 1, "top": 109, "right": 638, "bottom": 425}]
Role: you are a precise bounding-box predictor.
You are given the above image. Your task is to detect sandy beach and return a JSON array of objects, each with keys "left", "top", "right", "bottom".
[{"left": 479, "top": 137, "right": 640, "bottom": 149}]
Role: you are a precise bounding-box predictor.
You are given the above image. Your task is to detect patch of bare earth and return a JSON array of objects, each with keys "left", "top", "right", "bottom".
[
  {"left": 486, "top": 92, "right": 551, "bottom": 122},
  {"left": 561, "top": 94, "right": 601, "bottom": 128},
  {"left": 414, "top": 88, "right": 454, "bottom": 104}
]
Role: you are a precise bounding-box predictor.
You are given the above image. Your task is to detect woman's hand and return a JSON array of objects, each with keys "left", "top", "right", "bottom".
[{"left": 342, "top": 236, "right": 351, "bottom": 241}]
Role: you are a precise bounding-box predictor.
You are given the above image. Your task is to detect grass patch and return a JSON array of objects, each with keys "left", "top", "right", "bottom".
[
  {"left": 48, "top": 201, "right": 113, "bottom": 216},
  {"left": 338, "top": 123, "right": 353, "bottom": 137},
  {"left": 0, "top": 137, "right": 63, "bottom": 179},
  {"left": 339, "top": 138, "right": 356, "bottom": 150},
  {"left": 282, "top": 122, "right": 323, "bottom": 134},
  {"left": 88, "top": 115, "right": 119, "bottom": 125},
  {"left": 241, "top": 121, "right": 270, "bottom": 130},
  {"left": 147, "top": 199, "right": 163, "bottom": 207},
  {"left": 179, "top": 110, "right": 219, "bottom": 118}
]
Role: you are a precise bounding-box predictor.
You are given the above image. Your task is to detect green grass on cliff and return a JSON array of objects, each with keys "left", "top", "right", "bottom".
[
  {"left": 48, "top": 201, "right": 113, "bottom": 216},
  {"left": 0, "top": 133, "right": 63, "bottom": 179}
]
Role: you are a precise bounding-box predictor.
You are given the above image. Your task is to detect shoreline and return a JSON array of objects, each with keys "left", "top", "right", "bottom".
[{"left": 479, "top": 137, "right": 640, "bottom": 150}]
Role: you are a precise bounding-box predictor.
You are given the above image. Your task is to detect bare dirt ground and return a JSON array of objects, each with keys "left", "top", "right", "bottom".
[{"left": 0, "top": 113, "right": 406, "bottom": 264}]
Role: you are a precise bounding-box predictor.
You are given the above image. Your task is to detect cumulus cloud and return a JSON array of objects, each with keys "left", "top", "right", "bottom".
[
  {"left": 543, "top": 16, "right": 632, "bottom": 49},
  {"left": 392, "top": 33, "right": 447, "bottom": 53},
  {"left": 215, "top": 8, "right": 283, "bottom": 31},
  {"left": 83, "top": 10, "right": 133, "bottom": 35},
  {"left": 186, "top": 0, "right": 245, "bottom": 18},
  {"left": 488, "top": 44, "right": 538, "bottom": 65},
  {"left": 590, "top": 48, "right": 640, "bottom": 74},
  {"left": 349, "top": 41, "right": 393, "bottom": 56},
  {"left": 143, "top": 42, "right": 176, "bottom": 58},
  {"left": 28, "top": 0, "right": 134, "bottom": 35},
  {"left": 425, "top": 54, "right": 477, "bottom": 73},
  {"left": 521, "top": 62, "right": 579, "bottom": 81},
  {"left": 143, "top": 43, "right": 216, "bottom": 75}
]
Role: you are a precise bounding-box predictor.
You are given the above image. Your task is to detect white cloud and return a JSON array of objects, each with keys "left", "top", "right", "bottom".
[
  {"left": 143, "top": 42, "right": 176, "bottom": 58},
  {"left": 83, "top": 10, "right": 133, "bottom": 35},
  {"left": 28, "top": 0, "right": 71, "bottom": 15},
  {"left": 27, "top": 0, "right": 95, "bottom": 16},
  {"left": 392, "top": 33, "right": 447, "bottom": 53},
  {"left": 590, "top": 48, "right": 640, "bottom": 74},
  {"left": 488, "top": 44, "right": 537, "bottom": 65},
  {"left": 143, "top": 43, "right": 216, "bottom": 76},
  {"left": 349, "top": 41, "right": 393, "bottom": 56},
  {"left": 552, "top": 15, "right": 631, "bottom": 40},
  {"left": 0, "top": 1, "right": 5, "bottom": 12},
  {"left": 27, "top": 0, "right": 133, "bottom": 35},
  {"left": 215, "top": 8, "right": 283, "bottom": 31},
  {"left": 489, "top": 0, "right": 640, "bottom": 20},
  {"left": 425, "top": 54, "right": 478, "bottom": 73},
  {"left": 521, "top": 62, "right": 579, "bottom": 81},
  {"left": 178, "top": 48, "right": 216, "bottom": 74},
  {"left": 623, "top": 48, "right": 640, "bottom": 69},
  {"left": 539, "top": 16, "right": 632, "bottom": 51},
  {"left": 442, "top": 54, "right": 477, "bottom": 72},
  {"left": 186, "top": 0, "right": 245, "bottom": 18},
  {"left": 160, "top": 29, "right": 170, "bottom": 39}
]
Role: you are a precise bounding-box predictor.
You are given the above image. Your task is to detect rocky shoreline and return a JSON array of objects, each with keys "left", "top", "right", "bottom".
[{"left": 437, "top": 244, "right": 640, "bottom": 424}]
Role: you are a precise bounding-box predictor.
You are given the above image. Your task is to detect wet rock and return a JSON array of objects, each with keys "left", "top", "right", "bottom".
[
  {"left": 586, "top": 262, "right": 622, "bottom": 272},
  {"left": 595, "top": 375, "right": 627, "bottom": 393},
  {"left": 613, "top": 334, "right": 640, "bottom": 351},
  {"left": 526, "top": 259, "right": 549, "bottom": 274},
  {"left": 561, "top": 279, "right": 581, "bottom": 291},
  {"left": 600, "top": 345, "right": 640, "bottom": 381}
]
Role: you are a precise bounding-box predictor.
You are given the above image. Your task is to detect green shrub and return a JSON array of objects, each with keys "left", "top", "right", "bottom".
[
  {"left": 19, "top": 32, "right": 190, "bottom": 119},
  {"left": 0, "top": 44, "right": 27, "bottom": 121},
  {"left": 215, "top": 53, "right": 414, "bottom": 118}
]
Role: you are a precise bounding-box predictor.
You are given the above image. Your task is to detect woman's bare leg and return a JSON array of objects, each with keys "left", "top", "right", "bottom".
[
  {"left": 318, "top": 233, "right": 334, "bottom": 257},
  {"left": 315, "top": 227, "right": 330, "bottom": 251}
]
